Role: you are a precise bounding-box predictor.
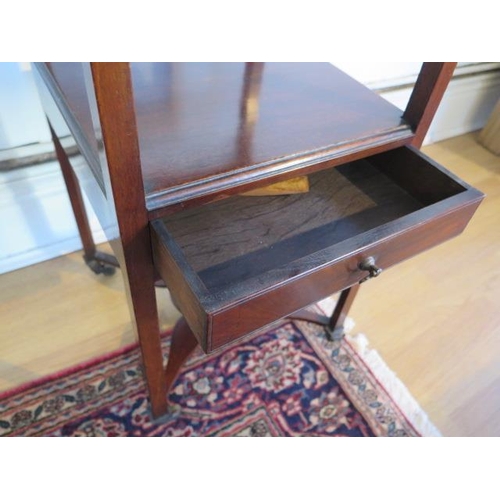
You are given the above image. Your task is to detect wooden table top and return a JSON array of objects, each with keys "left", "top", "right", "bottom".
[
  {"left": 43, "top": 62, "right": 415, "bottom": 215},
  {"left": 130, "top": 63, "right": 414, "bottom": 213}
]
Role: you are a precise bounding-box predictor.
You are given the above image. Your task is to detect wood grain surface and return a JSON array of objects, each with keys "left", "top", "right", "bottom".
[
  {"left": 153, "top": 146, "right": 482, "bottom": 352},
  {"left": 161, "top": 160, "right": 422, "bottom": 283},
  {"left": 130, "top": 63, "right": 413, "bottom": 204},
  {"left": 90, "top": 63, "right": 168, "bottom": 417},
  {"left": 29, "top": 61, "right": 472, "bottom": 422},
  {"left": 2, "top": 134, "right": 497, "bottom": 435},
  {"left": 39, "top": 63, "right": 456, "bottom": 218}
]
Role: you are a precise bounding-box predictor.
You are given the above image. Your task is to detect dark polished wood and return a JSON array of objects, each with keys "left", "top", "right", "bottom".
[
  {"left": 208, "top": 193, "right": 481, "bottom": 351},
  {"left": 50, "top": 122, "right": 96, "bottom": 263},
  {"left": 151, "top": 225, "right": 208, "bottom": 351},
  {"left": 39, "top": 62, "right": 170, "bottom": 417},
  {"left": 158, "top": 161, "right": 423, "bottom": 282},
  {"left": 34, "top": 62, "right": 479, "bottom": 418},
  {"left": 38, "top": 62, "right": 460, "bottom": 218},
  {"left": 50, "top": 123, "right": 118, "bottom": 275},
  {"left": 36, "top": 63, "right": 170, "bottom": 417},
  {"left": 152, "top": 146, "right": 483, "bottom": 353},
  {"left": 288, "top": 285, "right": 360, "bottom": 340},
  {"left": 165, "top": 318, "right": 199, "bottom": 398},
  {"left": 130, "top": 63, "right": 415, "bottom": 214},
  {"left": 404, "top": 62, "right": 457, "bottom": 148},
  {"left": 90, "top": 63, "right": 168, "bottom": 418},
  {"left": 328, "top": 285, "right": 360, "bottom": 334}
]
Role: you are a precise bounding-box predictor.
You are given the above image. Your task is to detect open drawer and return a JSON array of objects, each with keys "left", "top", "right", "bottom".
[{"left": 151, "top": 146, "right": 483, "bottom": 353}]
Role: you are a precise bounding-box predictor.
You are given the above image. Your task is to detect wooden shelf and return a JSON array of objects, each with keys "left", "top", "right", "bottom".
[
  {"left": 40, "top": 62, "right": 416, "bottom": 216},
  {"left": 130, "top": 63, "right": 415, "bottom": 215}
]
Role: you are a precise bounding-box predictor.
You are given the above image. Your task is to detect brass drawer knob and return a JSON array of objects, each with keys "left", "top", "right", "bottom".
[{"left": 358, "top": 256, "right": 382, "bottom": 283}]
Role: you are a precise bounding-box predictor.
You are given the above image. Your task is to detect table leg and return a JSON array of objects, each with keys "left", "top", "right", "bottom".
[
  {"left": 124, "top": 261, "right": 169, "bottom": 419},
  {"left": 164, "top": 317, "right": 199, "bottom": 397},
  {"left": 161, "top": 288, "right": 360, "bottom": 406},
  {"left": 50, "top": 121, "right": 171, "bottom": 417},
  {"left": 289, "top": 285, "right": 360, "bottom": 340},
  {"left": 327, "top": 284, "right": 360, "bottom": 337},
  {"left": 49, "top": 123, "right": 118, "bottom": 275}
]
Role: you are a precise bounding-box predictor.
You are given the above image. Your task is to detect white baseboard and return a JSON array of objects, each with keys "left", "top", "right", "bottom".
[
  {"left": 0, "top": 234, "right": 105, "bottom": 275},
  {"left": 0, "top": 161, "right": 107, "bottom": 274},
  {"left": 1, "top": 68, "right": 499, "bottom": 274}
]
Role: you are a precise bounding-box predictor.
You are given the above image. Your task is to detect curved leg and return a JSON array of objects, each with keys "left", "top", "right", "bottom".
[
  {"left": 327, "top": 285, "right": 360, "bottom": 339},
  {"left": 50, "top": 123, "right": 118, "bottom": 276},
  {"left": 126, "top": 267, "right": 168, "bottom": 419},
  {"left": 289, "top": 285, "right": 360, "bottom": 341},
  {"left": 165, "top": 317, "right": 199, "bottom": 396}
]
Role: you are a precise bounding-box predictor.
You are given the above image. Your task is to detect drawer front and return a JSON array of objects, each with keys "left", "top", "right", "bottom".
[
  {"left": 209, "top": 198, "right": 480, "bottom": 350},
  {"left": 152, "top": 146, "right": 483, "bottom": 353}
]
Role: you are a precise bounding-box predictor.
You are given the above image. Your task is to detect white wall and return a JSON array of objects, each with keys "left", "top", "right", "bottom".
[
  {"left": 1, "top": 62, "right": 499, "bottom": 275},
  {"left": 0, "top": 162, "right": 106, "bottom": 274},
  {"left": 0, "top": 63, "right": 51, "bottom": 150},
  {"left": 0, "top": 63, "right": 107, "bottom": 274},
  {"left": 334, "top": 62, "right": 423, "bottom": 88},
  {"left": 335, "top": 62, "right": 500, "bottom": 144}
]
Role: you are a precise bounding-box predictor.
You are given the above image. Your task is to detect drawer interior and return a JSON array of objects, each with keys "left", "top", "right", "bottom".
[{"left": 157, "top": 148, "right": 467, "bottom": 296}]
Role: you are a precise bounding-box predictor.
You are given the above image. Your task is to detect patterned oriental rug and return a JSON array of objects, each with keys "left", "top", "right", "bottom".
[{"left": 0, "top": 319, "right": 440, "bottom": 437}]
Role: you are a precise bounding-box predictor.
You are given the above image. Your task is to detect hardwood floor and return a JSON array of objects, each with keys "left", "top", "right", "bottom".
[
  {"left": 351, "top": 133, "right": 500, "bottom": 436},
  {"left": 0, "top": 245, "right": 181, "bottom": 393},
  {"left": 1, "top": 133, "right": 499, "bottom": 436}
]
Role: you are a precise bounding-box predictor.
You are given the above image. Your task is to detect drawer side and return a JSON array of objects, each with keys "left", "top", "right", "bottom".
[{"left": 151, "top": 223, "right": 209, "bottom": 351}]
